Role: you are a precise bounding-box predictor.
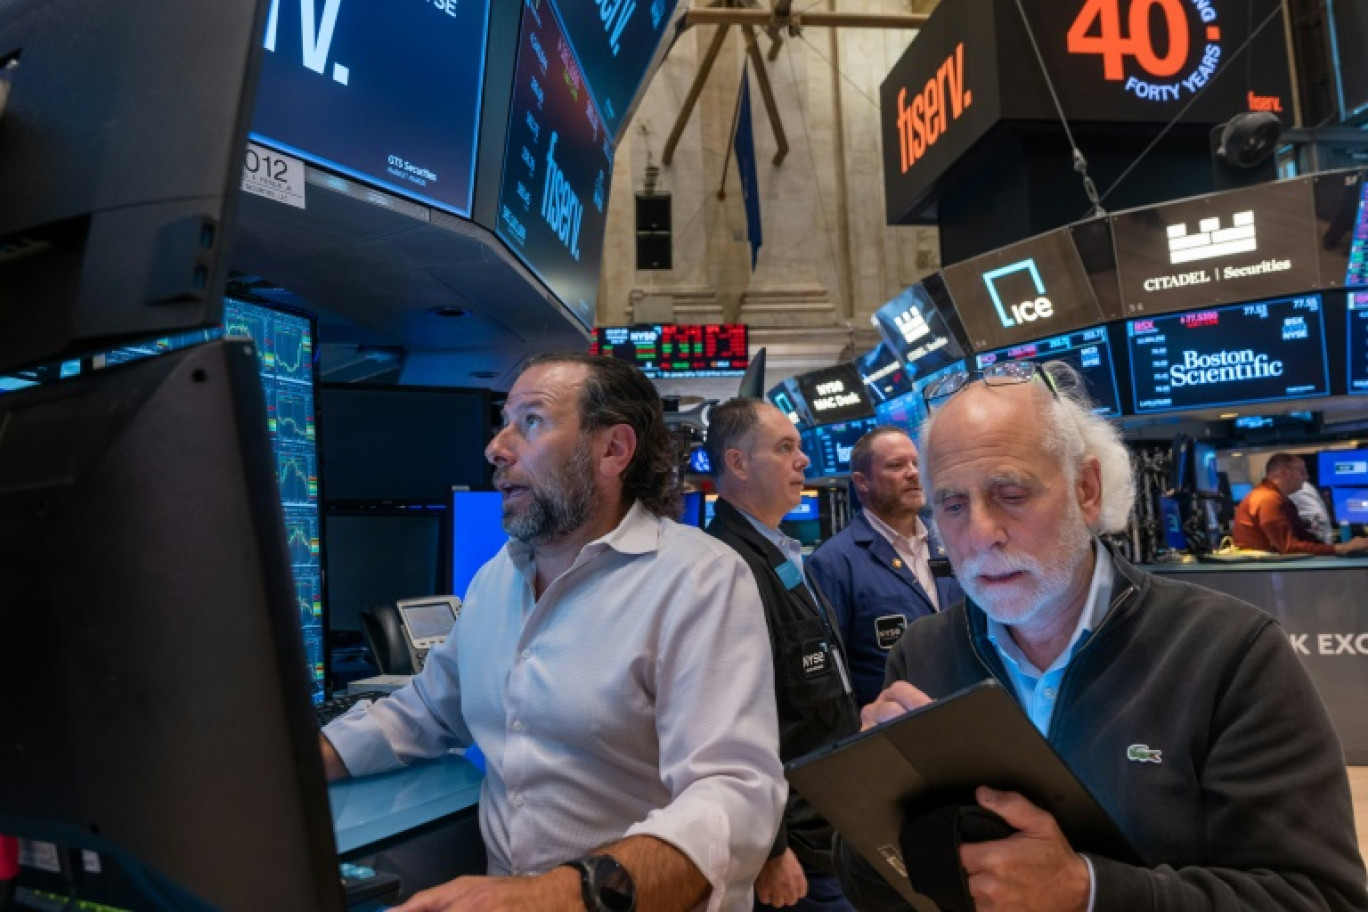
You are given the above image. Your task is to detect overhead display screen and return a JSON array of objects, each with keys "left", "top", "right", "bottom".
[
  {"left": 1348, "top": 291, "right": 1368, "bottom": 394},
  {"left": 555, "top": 0, "right": 682, "bottom": 138},
  {"left": 872, "top": 284, "right": 964, "bottom": 378},
  {"left": 857, "top": 343, "right": 912, "bottom": 405},
  {"left": 1127, "top": 294, "right": 1330, "bottom": 413},
  {"left": 941, "top": 227, "right": 1105, "bottom": 352},
  {"left": 768, "top": 378, "right": 813, "bottom": 428},
  {"left": 1111, "top": 178, "right": 1320, "bottom": 317},
  {"left": 498, "top": 0, "right": 614, "bottom": 329},
  {"left": 1311, "top": 169, "right": 1366, "bottom": 290},
  {"left": 795, "top": 363, "right": 877, "bottom": 425},
  {"left": 591, "top": 323, "right": 748, "bottom": 377},
  {"left": 251, "top": 0, "right": 490, "bottom": 218},
  {"left": 809, "top": 417, "right": 880, "bottom": 478},
  {"left": 975, "top": 327, "right": 1122, "bottom": 417}
]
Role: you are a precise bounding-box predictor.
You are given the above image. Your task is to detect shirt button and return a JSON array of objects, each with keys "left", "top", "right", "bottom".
[
  {"left": 521, "top": 648, "right": 532, "bottom": 660},
  {"left": 1043, "top": 687, "right": 1056, "bottom": 701},
  {"left": 511, "top": 720, "right": 524, "bottom": 732},
  {"left": 512, "top": 795, "right": 525, "bottom": 808}
]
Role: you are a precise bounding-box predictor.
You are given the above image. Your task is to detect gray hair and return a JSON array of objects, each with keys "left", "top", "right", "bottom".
[{"left": 921, "top": 361, "right": 1135, "bottom": 533}]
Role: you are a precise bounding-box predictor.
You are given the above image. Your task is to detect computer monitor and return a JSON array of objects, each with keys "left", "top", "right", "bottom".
[
  {"left": 448, "top": 489, "right": 509, "bottom": 600},
  {"left": 1319, "top": 449, "right": 1368, "bottom": 487},
  {"left": 0, "top": 0, "right": 265, "bottom": 374},
  {"left": 326, "top": 509, "right": 448, "bottom": 634},
  {"left": 1331, "top": 487, "right": 1368, "bottom": 525},
  {"left": 319, "top": 383, "right": 493, "bottom": 503},
  {"left": 0, "top": 341, "right": 342, "bottom": 910},
  {"left": 680, "top": 491, "right": 704, "bottom": 529},
  {"left": 1192, "top": 442, "right": 1221, "bottom": 496}
]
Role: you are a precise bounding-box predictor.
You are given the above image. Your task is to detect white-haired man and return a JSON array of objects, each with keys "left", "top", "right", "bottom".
[{"left": 835, "top": 361, "right": 1367, "bottom": 911}]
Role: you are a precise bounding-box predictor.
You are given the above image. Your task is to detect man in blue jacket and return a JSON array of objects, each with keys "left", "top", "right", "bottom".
[{"left": 807, "top": 426, "right": 962, "bottom": 706}]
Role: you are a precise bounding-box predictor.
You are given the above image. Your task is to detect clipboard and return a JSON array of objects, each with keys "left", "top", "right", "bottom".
[{"left": 784, "top": 679, "right": 1137, "bottom": 908}]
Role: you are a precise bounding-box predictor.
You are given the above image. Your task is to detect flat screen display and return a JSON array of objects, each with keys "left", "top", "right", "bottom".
[
  {"left": 1332, "top": 487, "right": 1368, "bottom": 524},
  {"left": 591, "top": 323, "right": 748, "bottom": 376},
  {"left": 497, "top": 0, "right": 614, "bottom": 328},
  {"left": 808, "top": 417, "right": 879, "bottom": 478},
  {"left": 874, "top": 387, "right": 927, "bottom": 438},
  {"left": 974, "top": 326, "right": 1122, "bottom": 417},
  {"left": 872, "top": 284, "right": 964, "bottom": 378},
  {"left": 940, "top": 227, "right": 1105, "bottom": 352},
  {"left": 251, "top": 0, "right": 489, "bottom": 218},
  {"left": 1111, "top": 178, "right": 1321, "bottom": 316},
  {"left": 554, "top": 0, "right": 682, "bottom": 138},
  {"left": 1311, "top": 169, "right": 1366, "bottom": 289},
  {"left": 857, "top": 343, "right": 912, "bottom": 405},
  {"left": 1319, "top": 450, "right": 1368, "bottom": 487},
  {"left": 1347, "top": 291, "right": 1368, "bottom": 394},
  {"left": 449, "top": 490, "right": 507, "bottom": 600},
  {"left": 1347, "top": 181, "right": 1368, "bottom": 287},
  {"left": 795, "top": 363, "right": 876, "bottom": 425},
  {"left": 768, "top": 378, "right": 814, "bottom": 428},
  {"left": 1127, "top": 294, "right": 1330, "bottom": 413}
]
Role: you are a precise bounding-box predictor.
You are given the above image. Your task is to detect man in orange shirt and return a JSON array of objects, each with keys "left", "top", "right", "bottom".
[{"left": 1232, "top": 453, "right": 1368, "bottom": 555}]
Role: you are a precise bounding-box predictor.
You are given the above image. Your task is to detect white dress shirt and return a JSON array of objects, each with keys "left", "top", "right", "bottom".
[
  {"left": 862, "top": 510, "right": 940, "bottom": 611},
  {"left": 325, "top": 501, "right": 785, "bottom": 912}
]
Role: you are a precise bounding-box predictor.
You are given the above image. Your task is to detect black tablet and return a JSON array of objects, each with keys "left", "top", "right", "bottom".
[{"left": 785, "top": 679, "right": 1137, "bottom": 907}]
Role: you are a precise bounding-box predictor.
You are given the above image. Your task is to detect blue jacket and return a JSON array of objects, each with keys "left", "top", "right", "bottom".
[{"left": 806, "top": 511, "right": 962, "bottom": 706}]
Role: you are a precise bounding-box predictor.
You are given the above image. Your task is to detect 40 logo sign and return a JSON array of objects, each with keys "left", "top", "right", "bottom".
[{"left": 1064, "top": 0, "right": 1239, "bottom": 106}]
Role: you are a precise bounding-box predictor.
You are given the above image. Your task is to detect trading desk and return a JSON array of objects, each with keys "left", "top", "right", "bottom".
[
  {"left": 330, "top": 754, "right": 486, "bottom": 903},
  {"left": 1147, "top": 557, "right": 1368, "bottom": 763}
]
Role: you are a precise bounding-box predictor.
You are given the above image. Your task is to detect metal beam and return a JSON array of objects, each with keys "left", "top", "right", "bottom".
[
  {"left": 662, "top": 22, "right": 732, "bottom": 166},
  {"left": 683, "top": 8, "right": 928, "bottom": 29},
  {"left": 742, "top": 25, "right": 788, "bottom": 166}
]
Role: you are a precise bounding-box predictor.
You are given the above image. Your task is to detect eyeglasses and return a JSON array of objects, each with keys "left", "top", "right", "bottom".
[{"left": 922, "top": 361, "right": 1060, "bottom": 409}]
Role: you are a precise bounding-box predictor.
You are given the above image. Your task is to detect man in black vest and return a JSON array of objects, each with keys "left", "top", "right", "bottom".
[{"left": 706, "top": 398, "right": 861, "bottom": 912}]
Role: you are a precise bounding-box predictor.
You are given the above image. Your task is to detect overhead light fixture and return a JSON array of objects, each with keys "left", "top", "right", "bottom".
[{"left": 1219, "top": 412, "right": 1239, "bottom": 419}]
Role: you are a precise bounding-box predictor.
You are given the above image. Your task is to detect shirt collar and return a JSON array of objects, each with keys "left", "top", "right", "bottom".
[
  {"left": 986, "top": 538, "right": 1114, "bottom": 677},
  {"left": 737, "top": 505, "right": 804, "bottom": 559},
  {"left": 862, "top": 509, "right": 928, "bottom": 552},
  {"left": 507, "top": 500, "right": 659, "bottom": 573}
]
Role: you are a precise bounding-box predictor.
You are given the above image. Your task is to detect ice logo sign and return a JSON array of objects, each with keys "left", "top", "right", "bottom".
[
  {"left": 541, "top": 133, "right": 585, "bottom": 261},
  {"left": 1166, "top": 211, "right": 1256, "bottom": 265},
  {"left": 263, "top": 0, "right": 349, "bottom": 85},
  {"left": 982, "top": 259, "right": 1054, "bottom": 329}
]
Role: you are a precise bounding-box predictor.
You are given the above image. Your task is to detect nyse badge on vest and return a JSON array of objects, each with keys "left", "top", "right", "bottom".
[
  {"left": 875, "top": 615, "right": 907, "bottom": 650},
  {"left": 802, "top": 639, "right": 834, "bottom": 680}
]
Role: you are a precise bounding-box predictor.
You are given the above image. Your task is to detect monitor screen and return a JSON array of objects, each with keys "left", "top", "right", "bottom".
[
  {"left": 449, "top": 489, "right": 509, "bottom": 600},
  {"left": 326, "top": 511, "right": 446, "bottom": 633},
  {"left": 553, "top": 0, "right": 682, "bottom": 138},
  {"left": 496, "top": 0, "right": 614, "bottom": 329},
  {"left": 1332, "top": 487, "right": 1368, "bottom": 524},
  {"left": 783, "top": 493, "right": 820, "bottom": 522},
  {"left": 250, "top": 0, "right": 489, "bottom": 218},
  {"left": 767, "top": 378, "right": 814, "bottom": 428},
  {"left": 795, "top": 363, "right": 876, "bottom": 425},
  {"left": 319, "top": 383, "right": 491, "bottom": 502},
  {"left": 1229, "top": 482, "right": 1253, "bottom": 502},
  {"left": 0, "top": 341, "right": 341, "bottom": 910},
  {"left": 679, "top": 490, "right": 704, "bottom": 528},
  {"left": 940, "top": 226, "right": 1106, "bottom": 352},
  {"left": 1319, "top": 449, "right": 1368, "bottom": 487},
  {"left": 399, "top": 598, "right": 460, "bottom": 643},
  {"left": 874, "top": 388, "right": 928, "bottom": 438},
  {"left": 591, "top": 323, "right": 748, "bottom": 377},
  {"left": 871, "top": 284, "right": 964, "bottom": 378},
  {"left": 857, "top": 343, "right": 913, "bottom": 404},
  {"left": 96, "top": 299, "right": 327, "bottom": 703},
  {"left": 1127, "top": 295, "right": 1331, "bottom": 413},
  {"left": 1193, "top": 442, "right": 1221, "bottom": 495},
  {"left": 688, "top": 447, "right": 713, "bottom": 475},
  {"left": 808, "top": 416, "right": 879, "bottom": 477},
  {"left": 1158, "top": 496, "right": 1187, "bottom": 551},
  {"left": 974, "top": 326, "right": 1122, "bottom": 417},
  {"left": 1111, "top": 177, "right": 1321, "bottom": 317},
  {"left": 0, "top": 0, "right": 264, "bottom": 373},
  {"left": 1347, "top": 291, "right": 1368, "bottom": 394}
]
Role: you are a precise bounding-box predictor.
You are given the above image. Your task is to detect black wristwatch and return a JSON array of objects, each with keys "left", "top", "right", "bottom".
[{"left": 561, "top": 854, "right": 636, "bottom": 912}]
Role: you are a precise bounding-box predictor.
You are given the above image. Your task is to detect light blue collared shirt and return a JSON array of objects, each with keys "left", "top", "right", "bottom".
[
  {"left": 985, "top": 539, "right": 1114, "bottom": 737},
  {"left": 739, "top": 507, "right": 809, "bottom": 579}
]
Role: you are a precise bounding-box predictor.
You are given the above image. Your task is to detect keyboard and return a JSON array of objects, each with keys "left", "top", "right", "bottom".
[{"left": 315, "top": 690, "right": 389, "bottom": 727}]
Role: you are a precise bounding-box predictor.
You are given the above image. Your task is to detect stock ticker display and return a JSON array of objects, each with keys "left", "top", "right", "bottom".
[
  {"left": 1349, "top": 292, "right": 1368, "bottom": 395},
  {"left": 974, "top": 327, "right": 1123, "bottom": 417},
  {"left": 497, "top": 0, "right": 614, "bottom": 329},
  {"left": 100, "top": 301, "right": 326, "bottom": 703},
  {"left": 250, "top": 0, "right": 490, "bottom": 217},
  {"left": 1127, "top": 295, "right": 1330, "bottom": 413},
  {"left": 591, "top": 323, "right": 748, "bottom": 377}
]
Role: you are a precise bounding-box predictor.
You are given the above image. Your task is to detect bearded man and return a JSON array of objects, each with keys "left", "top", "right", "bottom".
[
  {"left": 834, "top": 360, "right": 1367, "bottom": 912},
  {"left": 322, "top": 354, "right": 785, "bottom": 912}
]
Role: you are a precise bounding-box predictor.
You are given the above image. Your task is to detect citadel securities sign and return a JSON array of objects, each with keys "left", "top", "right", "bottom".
[{"left": 1111, "top": 178, "right": 1320, "bottom": 317}]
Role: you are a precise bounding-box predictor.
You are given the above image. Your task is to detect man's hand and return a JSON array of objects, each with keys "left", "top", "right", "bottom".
[
  {"left": 1334, "top": 536, "right": 1368, "bottom": 555},
  {"left": 754, "top": 848, "right": 807, "bottom": 908},
  {"left": 389, "top": 867, "right": 580, "bottom": 912},
  {"left": 958, "top": 787, "right": 1091, "bottom": 912},
  {"left": 860, "top": 681, "right": 933, "bottom": 731}
]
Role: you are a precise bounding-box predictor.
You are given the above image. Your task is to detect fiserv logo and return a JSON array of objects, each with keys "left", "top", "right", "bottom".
[{"left": 894, "top": 42, "right": 973, "bottom": 173}]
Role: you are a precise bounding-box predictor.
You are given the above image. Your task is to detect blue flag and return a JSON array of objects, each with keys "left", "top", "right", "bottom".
[{"left": 734, "top": 66, "right": 763, "bottom": 271}]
